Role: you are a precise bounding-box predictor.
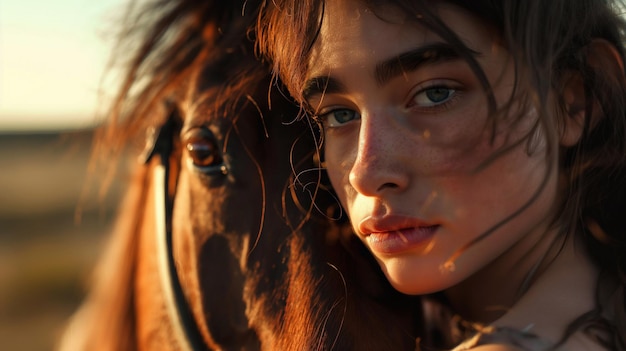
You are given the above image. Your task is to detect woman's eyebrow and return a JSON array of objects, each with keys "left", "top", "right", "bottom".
[
  {"left": 302, "top": 43, "right": 474, "bottom": 101},
  {"left": 375, "top": 43, "right": 469, "bottom": 86},
  {"left": 302, "top": 76, "right": 346, "bottom": 101}
]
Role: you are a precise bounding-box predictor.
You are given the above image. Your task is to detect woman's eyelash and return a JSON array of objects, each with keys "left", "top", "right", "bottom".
[
  {"left": 317, "top": 108, "right": 360, "bottom": 127},
  {"left": 407, "top": 84, "right": 462, "bottom": 111}
]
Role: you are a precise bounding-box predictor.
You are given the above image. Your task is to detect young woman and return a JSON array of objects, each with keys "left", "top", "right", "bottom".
[{"left": 257, "top": 0, "right": 626, "bottom": 349}]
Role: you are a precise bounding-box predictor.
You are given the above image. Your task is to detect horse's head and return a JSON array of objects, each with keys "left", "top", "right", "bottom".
[
  {"left": 61, "top": 1, "right": 425, "bottom": 350},
  {"left": 156, "top": 52, "right": 322, "bottom": 349}
]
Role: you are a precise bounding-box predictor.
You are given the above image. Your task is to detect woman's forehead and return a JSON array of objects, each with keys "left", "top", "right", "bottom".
[
  {"left": 308, "top": 0, "right": 426, "bottom": 78},
  {"left": 307, "top": 0, "right": 500, "bottom": 82}
]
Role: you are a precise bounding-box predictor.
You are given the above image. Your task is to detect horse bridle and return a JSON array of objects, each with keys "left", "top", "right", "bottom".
[{"left": 143, "top": 115, "right": 206, "bottom": 351}]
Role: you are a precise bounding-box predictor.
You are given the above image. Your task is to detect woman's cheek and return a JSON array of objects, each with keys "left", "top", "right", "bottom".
[{"left": 324, "top": 138, "right": 357, "bottom": 209}]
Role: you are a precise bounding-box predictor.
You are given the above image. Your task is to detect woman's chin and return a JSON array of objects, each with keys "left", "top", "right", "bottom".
[{"left": 379, "top": 258, "right": 462, "bottom": 295}]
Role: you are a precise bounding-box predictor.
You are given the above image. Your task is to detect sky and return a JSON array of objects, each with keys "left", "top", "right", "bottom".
[{"left": 0, "top": 0, "right": 128, "bottom": 131}]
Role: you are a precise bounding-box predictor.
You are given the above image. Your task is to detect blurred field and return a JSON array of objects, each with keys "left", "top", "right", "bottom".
[{"left": 0, "top": 131, "right": 127, "bottom": 351}]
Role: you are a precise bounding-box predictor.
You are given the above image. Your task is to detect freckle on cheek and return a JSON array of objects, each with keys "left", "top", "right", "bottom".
[{"left": 455, "top": 207, "right": 467, "bottom": 218}]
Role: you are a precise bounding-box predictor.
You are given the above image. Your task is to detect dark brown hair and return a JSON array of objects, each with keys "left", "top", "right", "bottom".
[{"left": 256, "top": 0, "right": 626, "bottom": 349}]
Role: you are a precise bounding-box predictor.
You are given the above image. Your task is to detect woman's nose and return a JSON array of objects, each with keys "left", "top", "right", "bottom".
[{"left": 348, "top": 115, "right": 409, "bottom": 196}]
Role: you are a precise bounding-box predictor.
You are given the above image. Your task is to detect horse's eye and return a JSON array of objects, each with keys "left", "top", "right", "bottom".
[
  {"left": 183, "top": 128, "right": 227, "bottom": 175},
  {"left": 187, "top": 139, "right": 220, "bottom": 167}
]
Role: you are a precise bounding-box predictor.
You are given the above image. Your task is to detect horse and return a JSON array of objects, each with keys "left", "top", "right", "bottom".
[{"left": 59, "top": 0, "right": 428, "bottom": 350}]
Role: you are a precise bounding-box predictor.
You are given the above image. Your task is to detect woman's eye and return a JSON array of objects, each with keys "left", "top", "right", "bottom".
[
  {"left": 413, "top": 87, "right": 456, "bottom": 107},
  {"left": 320, "top": 108, "right": 360, "bottom": 127},
  {"left": 183, "top": 128, "right": 226, "bottom": 174}
]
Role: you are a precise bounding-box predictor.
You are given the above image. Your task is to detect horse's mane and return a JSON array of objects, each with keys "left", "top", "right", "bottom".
[{"left": 91, "top": 0, "right": 262, "bottom": 183}]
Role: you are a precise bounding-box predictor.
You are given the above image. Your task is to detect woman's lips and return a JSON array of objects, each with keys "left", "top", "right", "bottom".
[
  {"left": 365, "top": 226, "right": 439, "bottom": 254},
  {"left": 359, "top": 215, "right": 439, "bottom": 255}
]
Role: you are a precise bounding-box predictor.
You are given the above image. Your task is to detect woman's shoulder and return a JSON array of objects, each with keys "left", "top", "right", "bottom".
[{"left": 451, "top": 325, "right": 555, "bottom": 351}]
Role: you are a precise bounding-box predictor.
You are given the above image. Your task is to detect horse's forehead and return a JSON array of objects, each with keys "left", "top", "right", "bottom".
[
  {"left": 180, "top": 100, "right": 262, "bottom": 147},
  {"left": 182, "top": 91, "right": 300, "bottom": 143}
]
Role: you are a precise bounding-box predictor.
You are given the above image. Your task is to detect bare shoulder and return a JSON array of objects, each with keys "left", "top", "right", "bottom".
[
  {"left": 450, "top": 325, "right": 554, "bottom": 351},
  {"left": 468, "top": 345, "right": 525, "bottom": 351}
]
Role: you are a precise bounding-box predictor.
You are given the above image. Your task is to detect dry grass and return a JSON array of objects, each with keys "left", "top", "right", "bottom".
[{"left": 0, "top": 131, "right": 126, "bottom": 351}]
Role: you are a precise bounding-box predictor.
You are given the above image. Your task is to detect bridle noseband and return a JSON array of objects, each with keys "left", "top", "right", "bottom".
[{"left": 143, "top": 114, "right": 205, "bottom": 351}]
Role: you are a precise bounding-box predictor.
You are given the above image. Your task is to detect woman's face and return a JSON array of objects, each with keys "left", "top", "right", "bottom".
[{"left": 305, "top": 0, "right": 561, "bottom": 294}]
